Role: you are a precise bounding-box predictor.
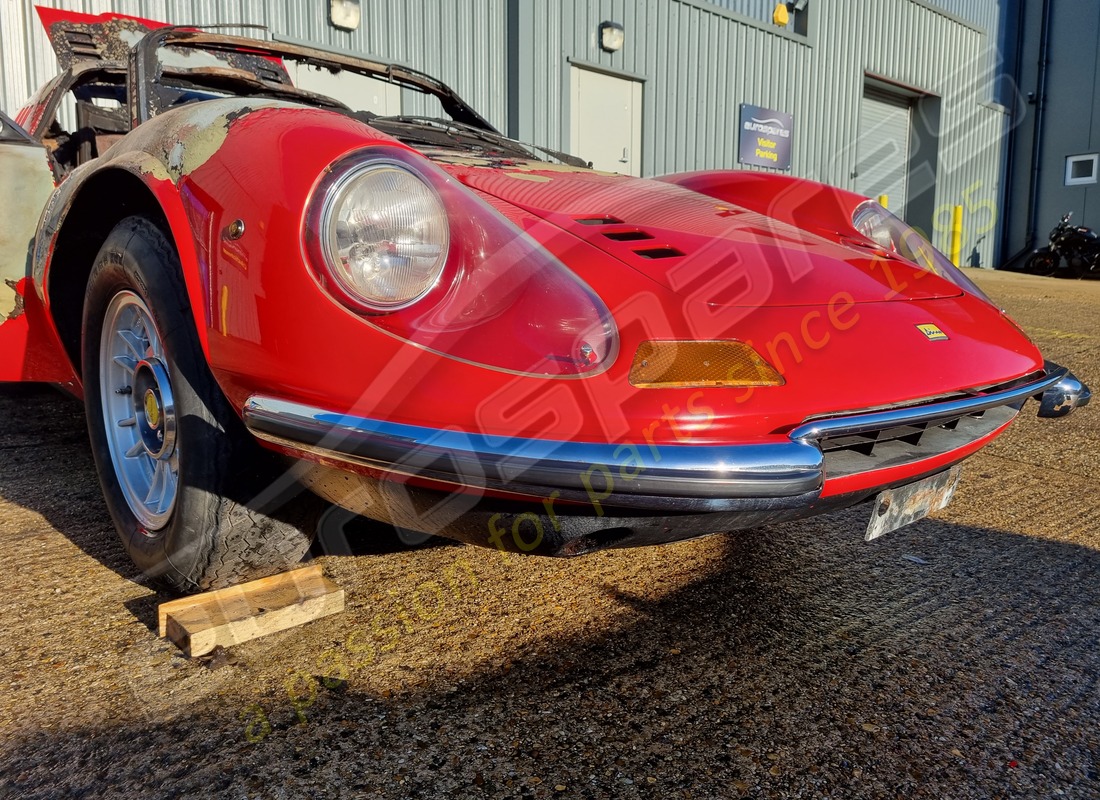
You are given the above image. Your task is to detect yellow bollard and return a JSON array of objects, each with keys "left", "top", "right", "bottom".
[
  {"left": 877, "top": 194, "right": 888, "bottom": 209},
  {"left": 949, "top": 205, "right": 963, "bottom": 267}
]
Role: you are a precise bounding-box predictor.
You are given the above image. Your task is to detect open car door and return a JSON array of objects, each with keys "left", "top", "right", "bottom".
[{"left": 0, "top": 111, "right": 75, "bottom": 385}]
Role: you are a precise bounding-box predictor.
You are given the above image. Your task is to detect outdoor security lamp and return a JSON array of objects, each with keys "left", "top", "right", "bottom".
[
  {"left": 599, "top": 21, "right": 625, "bottom": 52},
  {"left": 774, "top": 1, "right": 808, "bottom": 29},
  {"left": 330, "top": 0, "right": 361, "bottom": 31}
]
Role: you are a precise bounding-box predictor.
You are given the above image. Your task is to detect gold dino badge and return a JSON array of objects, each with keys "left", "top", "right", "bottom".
[{"left": 916, "top": 323, "right": 949, "bottom": 342}]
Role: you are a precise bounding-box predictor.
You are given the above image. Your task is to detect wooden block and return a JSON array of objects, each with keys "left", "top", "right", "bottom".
[{"left": 157, "top": 563, "right": 345, "bottom": 658}]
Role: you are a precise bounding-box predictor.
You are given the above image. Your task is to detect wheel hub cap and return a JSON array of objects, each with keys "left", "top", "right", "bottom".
[{"left": 132, "top": 358, "right": 176, "bottom": 460}]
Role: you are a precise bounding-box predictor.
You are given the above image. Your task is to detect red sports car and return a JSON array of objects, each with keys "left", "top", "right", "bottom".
[{"left": 0, "top": 9, "right": 1089, "bottom": 592}]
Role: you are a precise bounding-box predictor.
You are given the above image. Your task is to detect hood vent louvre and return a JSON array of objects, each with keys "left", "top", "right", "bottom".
[
  {"left": 634, "top": 246, "right": 684, "bottom": 260},
  {"left": 602, "top": 230, "right": 654, "bottom": 242},
  {"left": 575, "top": 216, "right": 623, "bottom": 226},
  {"left": 570, "top": 217, "right": 685, "bottom": 261}
]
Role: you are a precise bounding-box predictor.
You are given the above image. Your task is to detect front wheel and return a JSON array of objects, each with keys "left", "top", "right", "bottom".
[
  {"left": 1023, "top": 250, "right": 1058, "bottom": 276},
  {"left": 1064, "top": 253, "right": 1088, "bottom": 279},
  {"left": 83, "top": 216, "right": 319, "bottom": 592}
]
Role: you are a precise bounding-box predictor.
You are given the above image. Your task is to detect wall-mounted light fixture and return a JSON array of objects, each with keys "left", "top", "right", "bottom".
[
  {"left": 599, "top": 21, "right": 624, "bottom": 52},
  {"left": 330, "top": 0, "right": 361, "bottom": 31},
  {"left": 773, "top": 0, "right": 809, "bottom": 29}
]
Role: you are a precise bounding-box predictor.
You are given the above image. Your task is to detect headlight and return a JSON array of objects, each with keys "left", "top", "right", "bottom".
[
  {"left": 305, "top": 148, "right": 617, "bottom": 377},
  {"left": 317, "top": 161, "right": 449, "bottom": 311},
  {"left": 851, "top": 201, "right": 993, "bottom": 304}
]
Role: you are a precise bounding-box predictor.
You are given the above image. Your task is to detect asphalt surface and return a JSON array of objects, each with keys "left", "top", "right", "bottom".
[{"left": 0, "top": 269, "right": 1097, "bottom": 799}]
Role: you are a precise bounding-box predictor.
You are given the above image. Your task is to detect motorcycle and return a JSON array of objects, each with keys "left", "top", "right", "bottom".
[{"left": 1024, "top": 212, "right": 1100, "bottom": 277}]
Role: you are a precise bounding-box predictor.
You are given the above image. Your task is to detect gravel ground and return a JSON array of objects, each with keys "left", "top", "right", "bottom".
[{"left": 1, "top": 269, "right": 1098, "bottom": 799}]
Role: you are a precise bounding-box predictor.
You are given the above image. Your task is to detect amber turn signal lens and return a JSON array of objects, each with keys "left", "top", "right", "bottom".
[{"left": 628, "top": 340, "right": 785, "bottom": 388}]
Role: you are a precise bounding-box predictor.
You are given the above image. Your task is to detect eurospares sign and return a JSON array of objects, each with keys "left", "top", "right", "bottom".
[{"left": 738, "top": 104, "right": 793, "bottom": 170}]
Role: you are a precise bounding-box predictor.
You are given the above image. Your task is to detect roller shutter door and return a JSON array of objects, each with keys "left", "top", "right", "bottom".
[{"left": 855, "top": 88, "right": 912, "bottom": 220}]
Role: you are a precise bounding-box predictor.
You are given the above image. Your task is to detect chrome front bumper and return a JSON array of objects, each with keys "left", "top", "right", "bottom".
[
  {"left": 243, "top": 366, "right": 1085, "bottom": 515},
  {"left": 1037, "top": 362, "right": 1092, "bottom": 417}
]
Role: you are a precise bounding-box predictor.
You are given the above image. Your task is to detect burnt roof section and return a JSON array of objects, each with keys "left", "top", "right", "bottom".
[
  {"left": 133, "top": 27, "right": 497, "bottom": 132},
  {"left": 35, "top": 7, "right": 498, "bottom": 134},
  {"left": 36, "top": 6, "right": 162, "bottom": 70}
]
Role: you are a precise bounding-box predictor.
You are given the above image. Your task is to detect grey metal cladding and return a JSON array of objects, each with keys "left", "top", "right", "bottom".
[
  {"left": 2, "top": 0, "right": 1006, "bottom": 266},
  {"left": 698, "top": 0, "right": 998, "bottom": 33},
  {"left": 511, "top": 0, "right": 1003, "bottom": 265},
  {"left": 1, "top": 0, "right": 507, "bottom": 130}
]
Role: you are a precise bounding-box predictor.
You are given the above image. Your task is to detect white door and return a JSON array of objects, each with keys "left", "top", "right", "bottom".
[
  {"left": 855, "top": 88, "right": 912, "bottom": 219},
  {"left": 569, "top": 66, "right": 642, "bottom": 176}
]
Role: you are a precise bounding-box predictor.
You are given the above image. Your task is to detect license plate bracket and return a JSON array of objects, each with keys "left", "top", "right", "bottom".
[{"left": 865, "top": 466, "right": 962, "bottom": 541}]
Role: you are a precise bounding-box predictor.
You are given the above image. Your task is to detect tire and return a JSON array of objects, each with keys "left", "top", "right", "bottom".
[
  {"left": 1087, "top": 252, "right": 1100, "bottom": 279},
  {"left": 1065, "top": 254, "right": 1088, "bottom": 279},
  {"left": 1023, "top": 250, "right": 1057, "bottom": 276},
  {"left": 82, "top": 216, "right": 319, "bottom": 593}
]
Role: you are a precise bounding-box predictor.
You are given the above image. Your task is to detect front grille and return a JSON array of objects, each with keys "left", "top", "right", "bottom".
[
  {"left": 814, "top": 405, "right": 1018, "bottom": 478},
  {"left": 790, "top": 373, "right": 1049, "bottom": 480}
]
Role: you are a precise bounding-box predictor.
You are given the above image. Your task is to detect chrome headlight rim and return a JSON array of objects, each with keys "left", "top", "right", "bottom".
[{"left": 310, "top": 155, "right": 450, "bottom": 314}]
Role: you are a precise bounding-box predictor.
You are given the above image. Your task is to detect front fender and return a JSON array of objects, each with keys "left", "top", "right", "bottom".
[
  {"left": 36, "top": 97, "right": 410, "bottom": 412},
  {"left": 34, "top": 148, "right": 213, "bottom": 359},
  {"left": 33, "top": 98, "right": 393, "bottom": 369}
]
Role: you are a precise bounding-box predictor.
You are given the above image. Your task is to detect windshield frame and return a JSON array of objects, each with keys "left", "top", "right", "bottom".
[{"left": 128, "top": 26, "right": 497, "bottom": 132}]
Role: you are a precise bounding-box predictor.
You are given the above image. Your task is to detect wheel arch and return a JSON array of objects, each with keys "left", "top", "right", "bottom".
[{"left": 42, "top": 158, "right": 210, "bottom": 380}]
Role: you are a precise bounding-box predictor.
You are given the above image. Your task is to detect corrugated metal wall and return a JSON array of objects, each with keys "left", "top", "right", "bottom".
[
  {"left": 703, "top": 0, "right": 1001, "bottom": 35},
  {"left": 703, "top": 0, "right": 775, "bottom": 25},
  {"left": 0, "top": 0, "right": 507, "bottom": 127},
  {"left": 511, "top": 0, "right": 813, "bottom": 177},
  {"left": 808, "top": 0, "right": 1007, "bottom": 264},
  {"left": 0, "top": 0, "right": 1008, "bottom": 264},
  {"left": 513, "top": 0, "right": 1008, "bottom": 264},
  {"left": 912, "top": 0, "right": 999, "bottom": 34}
]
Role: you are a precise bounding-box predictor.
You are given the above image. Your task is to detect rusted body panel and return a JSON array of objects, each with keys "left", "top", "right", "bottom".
[{"left": 35, "top": 6, "right": 161, "bottom": 70}]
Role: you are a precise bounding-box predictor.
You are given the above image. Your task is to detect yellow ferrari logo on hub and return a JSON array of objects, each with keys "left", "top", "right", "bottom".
[
  {"left": 144, "top": 389, "right": 161, "bottom": 428},
  {"left": 916, "top": 323, "right": 949, "bottom": 341}
]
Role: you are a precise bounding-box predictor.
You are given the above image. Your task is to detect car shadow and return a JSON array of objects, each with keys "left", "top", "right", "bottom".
[{"left": 3, "top": 384, "right": 1098, "bottom": 797}]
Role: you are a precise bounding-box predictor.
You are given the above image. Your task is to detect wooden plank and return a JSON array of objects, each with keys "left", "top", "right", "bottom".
[{"left": 157, "top": 563, "right": 345, "bottom": 658}]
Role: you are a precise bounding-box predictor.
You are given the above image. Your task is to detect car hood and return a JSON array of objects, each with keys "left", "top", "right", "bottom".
[{"left": 433, "top": 154, "right": 962, "bottom": 307}]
